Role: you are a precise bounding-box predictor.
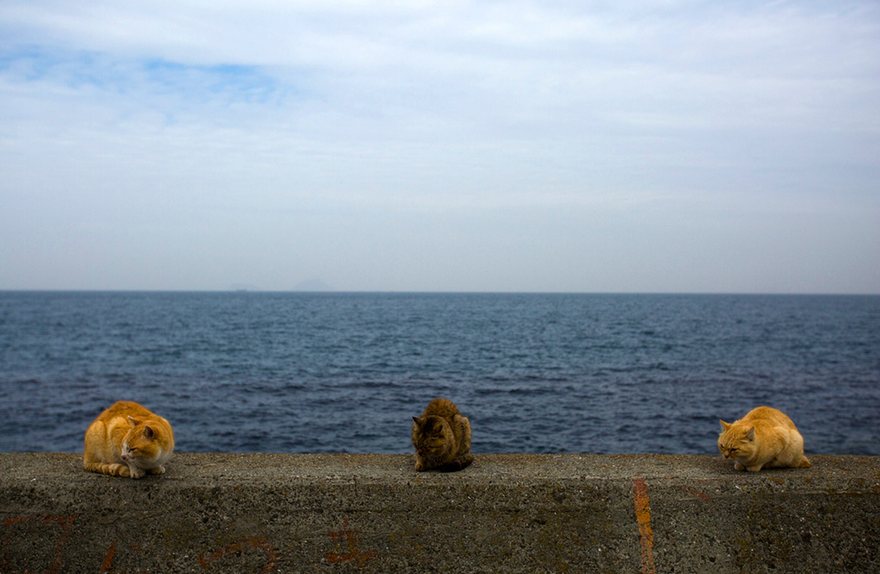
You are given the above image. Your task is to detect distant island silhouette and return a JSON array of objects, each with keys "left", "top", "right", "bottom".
[{"left": 226, "top": 280, "right": 334, "bottom": 292}]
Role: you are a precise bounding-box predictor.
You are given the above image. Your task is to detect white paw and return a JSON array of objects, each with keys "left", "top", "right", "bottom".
[{"left": 129, "top": 466, "right": 145, "bottom": 479}]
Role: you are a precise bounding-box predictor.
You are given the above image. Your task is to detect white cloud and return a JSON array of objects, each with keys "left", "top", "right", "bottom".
[{"left": 1, "top": 1, "right": 879, "bottom": 291}]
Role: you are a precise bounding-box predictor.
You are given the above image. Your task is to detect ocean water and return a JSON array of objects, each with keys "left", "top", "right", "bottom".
[{"left": 0, "top": 291, "right": 878, "bottom": 455}]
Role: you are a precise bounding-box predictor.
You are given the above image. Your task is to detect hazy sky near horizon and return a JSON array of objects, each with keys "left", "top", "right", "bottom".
[{"left": 1, "top": 1, "right": 879, "bottom": 293}]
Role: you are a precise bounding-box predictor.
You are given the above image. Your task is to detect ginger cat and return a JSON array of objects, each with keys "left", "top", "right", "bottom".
[
  {"left": 411, "top": 397, "right": 474, "bottom": 472},
  {"left": 718, "top": 406, "right": 811, "bottom": 472},
  {"left": 83, "top": 401, "right": 174, "bottom": 479}
]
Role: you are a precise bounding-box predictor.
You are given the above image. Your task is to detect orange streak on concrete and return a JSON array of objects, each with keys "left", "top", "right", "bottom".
[
  {"left": 98, "top": 541, "right": 116, "bottom": 574},
  {"left": 681, "top": 485, "right": 711, "bottom": 502},
  {"left": 633, "top": 478, "right": 656, "bottom": 574},
  {"left": 197, "top": 536, "right": 277, "bottom": 574},
  {"left": 41, "top": 515, "right": 77, "bottom": 574},
  {"left": 325, "top": 518, "right": 378, "bottom": 568}
]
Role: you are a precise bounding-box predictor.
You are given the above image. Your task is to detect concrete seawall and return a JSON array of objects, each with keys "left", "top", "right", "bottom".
[{"left": 1, "top": 453, "right": 878, "bottom": 573}]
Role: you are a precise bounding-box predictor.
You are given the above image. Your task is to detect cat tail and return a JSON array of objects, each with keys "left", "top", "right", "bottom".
[
  {"left": 436, "top": 454, "right": 474, "bottom": 472},
  {"left": 798, "top": 456, "right": 812, "bottom": 469},
  {"left": 454, "top": 414, "right": 472, "bottom": 451},
  {"left": 84, "top": 461, "right": 132, "bottom": 478}
]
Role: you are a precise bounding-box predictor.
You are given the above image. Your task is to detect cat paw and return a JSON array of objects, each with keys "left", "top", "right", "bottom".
[
  {"left": 415, "top": 461, "right": 425, "bottom": 472},
  {"left": 456, "top": 454, "right": 475, "bottom": 469},
  {"left": 746, "top": 465, "right": 763, "bottom": 472},
  {"left": 734, "top": 462, "right": 744, "bottom": 471},
  {"left": 128, "top": 467, "right": 146, "bottom": 479},
  {"left": 148, "top": 465, "right": 166, "bottom": 475}
]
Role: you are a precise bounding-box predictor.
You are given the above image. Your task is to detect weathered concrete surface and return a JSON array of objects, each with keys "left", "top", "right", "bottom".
[{"left": 1, "top": 453, "right": 878, "bottom": 573}]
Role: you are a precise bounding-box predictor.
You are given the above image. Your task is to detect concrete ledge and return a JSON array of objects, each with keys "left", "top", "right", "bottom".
[{"left": 1, "top": 453, "right": 878, "bottom": 573}]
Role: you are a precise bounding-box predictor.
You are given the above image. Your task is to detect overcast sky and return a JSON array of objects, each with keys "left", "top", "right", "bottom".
[{"left": 1, "top": 1, "right": 878, "bottom": 293}]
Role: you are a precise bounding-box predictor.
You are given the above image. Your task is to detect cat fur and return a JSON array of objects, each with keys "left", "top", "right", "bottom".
[
  {"left": 411, "top": 397, "right": 474, "bottom": 472},
  {"left": 718, "top": 406, "right": 811, "bottom": 472},
  {"left": 83, "top": 400, "right": 174, "bottom": 479}
]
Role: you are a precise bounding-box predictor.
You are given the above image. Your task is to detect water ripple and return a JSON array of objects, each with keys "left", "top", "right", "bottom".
[{"left": 0, "top": 292, "right": 878, "bottom": 454}]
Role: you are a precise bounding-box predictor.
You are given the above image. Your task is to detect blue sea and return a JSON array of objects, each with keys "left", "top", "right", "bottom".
[{"left": 0, "top": 291, "right": 878, "bottom": 455}]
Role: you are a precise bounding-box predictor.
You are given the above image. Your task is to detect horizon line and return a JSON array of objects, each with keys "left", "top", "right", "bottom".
[{"left": 1, "top": 288, "right": 878, "bottom": 297}]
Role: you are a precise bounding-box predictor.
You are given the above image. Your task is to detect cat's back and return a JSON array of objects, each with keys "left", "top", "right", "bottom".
[
  {"left": 87, "top": 401, "right": 173, "bottom": 444},
  {"left": 742, "top": 406, "right": 799, "bottom": 430},
  {"left": 98, "top": 400, "right": 155, "bottom": 421},
  {"left": 422, "top": 397, "right": 461, "bottom": 420}
]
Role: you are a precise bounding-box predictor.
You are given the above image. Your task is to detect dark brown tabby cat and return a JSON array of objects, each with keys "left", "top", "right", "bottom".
[{"left": 411, "top": 397, "right": 474, "bottom": 472}]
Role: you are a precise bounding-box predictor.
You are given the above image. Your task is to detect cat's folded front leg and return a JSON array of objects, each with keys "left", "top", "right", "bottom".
[
  {"left": 127, "top": 466, "right": 146, "bottom": 479},
  {"left": 455, "top": 453, "right": 475, "bottom": 469},
  {"left": 147, "top": 465, "right": 166, "bottom": 475},
  {"left": 745, "top": 464, "right": 763, "bottom": 472},
  {"left": 734, "top": 462, "right": 745, "bottom": 471}
]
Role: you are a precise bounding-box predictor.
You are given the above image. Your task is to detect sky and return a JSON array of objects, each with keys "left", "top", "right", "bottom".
[{"left": 1, "top": 1, "right": 878, "bottom": 294}]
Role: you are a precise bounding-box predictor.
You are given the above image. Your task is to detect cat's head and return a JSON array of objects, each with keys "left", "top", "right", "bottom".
[
  {"left": 718, "top": 419, "right": 757, "bottom": 462},
  {"left": 121, "top": 417, "right": 168, "bottom": 468},
  {"left": 411, "top": 415, "right": 454, "bottom": 457}
]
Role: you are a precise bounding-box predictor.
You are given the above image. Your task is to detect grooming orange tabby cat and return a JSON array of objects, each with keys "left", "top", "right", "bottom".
[
  {"left": 83, "top": 401, "right": 174, "bottom": 479},
  {"left": 411, "top": 397, "right": 474, "bottom": 472},
  {"left": 718, "top": 406, "right": 811, "bottom": 472}
]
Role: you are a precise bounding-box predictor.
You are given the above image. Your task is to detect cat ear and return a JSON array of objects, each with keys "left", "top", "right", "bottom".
[
  {"left": 127, "top": 416, "right": 141, "bottom": 427},
  {"left": 719, "top": 420, "right": 731, "bottom": 431},
  {"left": 143, "top": 426, "right": 155, "bottom": 439},
  {"left": 412, "top": 416, "right": 422, "bottom": 426},
  {"left": 746, "top": 427, "right": 756, "bottom": 441}
]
